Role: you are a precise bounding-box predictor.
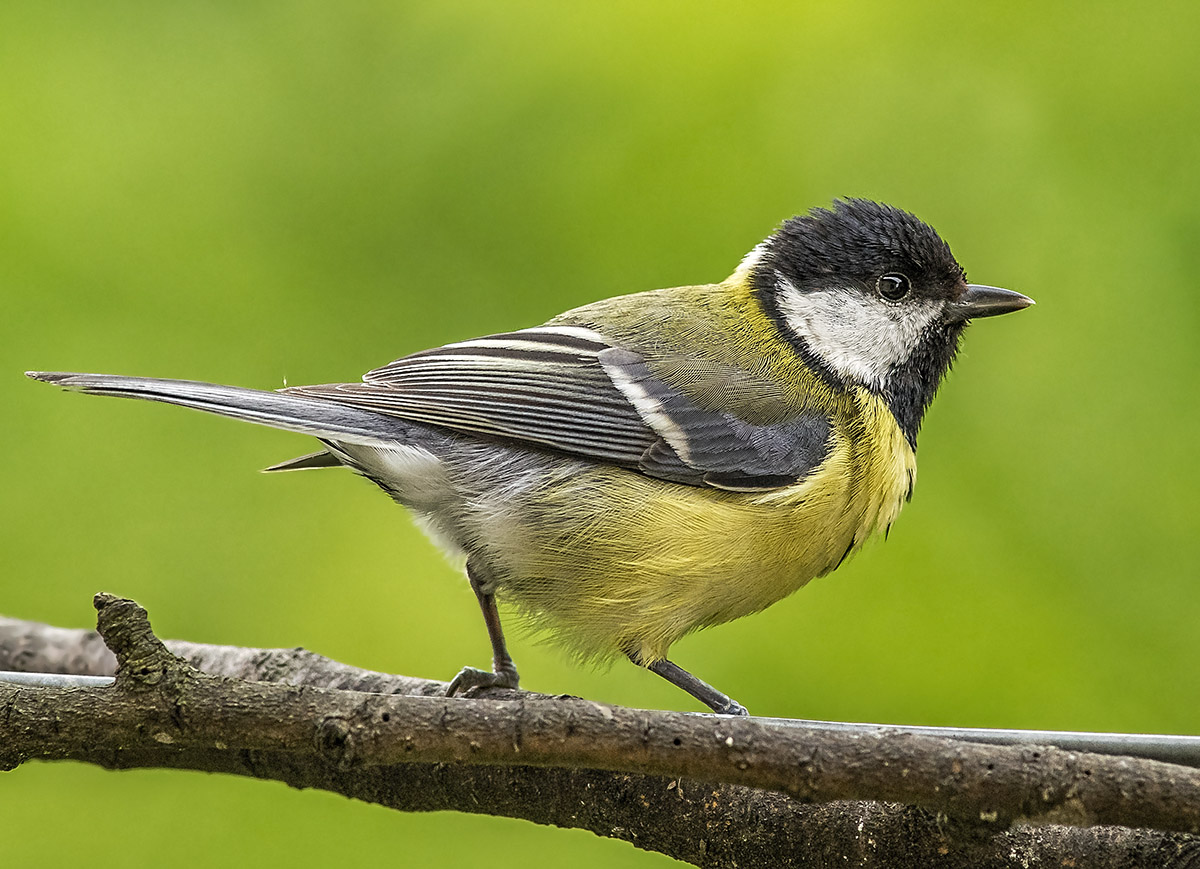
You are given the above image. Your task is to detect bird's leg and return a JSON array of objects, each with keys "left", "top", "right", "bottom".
[
  {"left": 447, "top": 562, "right": 520, "bottom": 696},
  {"left": 628, "top": 653, "right": 749, "bottom": 716}
]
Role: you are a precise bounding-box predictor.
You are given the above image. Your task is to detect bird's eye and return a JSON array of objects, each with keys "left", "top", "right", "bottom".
[{"left": 877, "top": 273, "right": 911, "bottom": 301}]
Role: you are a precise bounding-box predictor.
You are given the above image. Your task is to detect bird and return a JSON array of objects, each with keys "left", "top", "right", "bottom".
[{"left": 27, "top": 199, "right": 1032, "bottom": 715}]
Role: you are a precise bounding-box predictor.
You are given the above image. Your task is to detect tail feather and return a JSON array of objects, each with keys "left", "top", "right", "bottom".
[
  {"left": 26, "top": 371, "right": 414, "bottom": 446},
  {"left": 263, "top": 450, "right": 342, "bottom": 472}
]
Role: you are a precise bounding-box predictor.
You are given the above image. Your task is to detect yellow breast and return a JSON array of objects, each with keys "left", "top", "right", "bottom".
[{"left": 488, "top": 387, "right": 916, "bottom": 663}]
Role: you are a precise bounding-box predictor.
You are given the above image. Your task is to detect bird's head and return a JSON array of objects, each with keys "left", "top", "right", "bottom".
[{"left": 745, "top": 198, "right": 1033, "bottom": 446}]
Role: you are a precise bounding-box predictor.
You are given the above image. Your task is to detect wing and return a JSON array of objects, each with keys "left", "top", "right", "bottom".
[
  {"left": 595, "top": 347, "right": 833, "bottom": 491},
  {"left": 284, "top": 325, "right": 831, "bottom": 491},
  {"left": 288, "top": 326, "right": 653, "bottom": 465}
]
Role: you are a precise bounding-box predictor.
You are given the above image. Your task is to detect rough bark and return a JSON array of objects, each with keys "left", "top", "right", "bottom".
[{"left": 2, "top": 595, "right": 1199, "bottom": 868}]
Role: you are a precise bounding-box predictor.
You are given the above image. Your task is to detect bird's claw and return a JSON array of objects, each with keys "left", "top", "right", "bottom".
[
  {"left": 715, "top": 699, "right": 750, "bottom": 716},
  {"left": 446, "top": 664, "right": 520, "bottom": 697}
]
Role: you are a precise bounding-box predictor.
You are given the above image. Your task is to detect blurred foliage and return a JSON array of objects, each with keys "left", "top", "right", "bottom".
[{"left": 3, "top": 2, "right": 1199, "bottom": 866}]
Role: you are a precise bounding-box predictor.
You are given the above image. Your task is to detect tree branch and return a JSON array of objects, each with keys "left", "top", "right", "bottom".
[
  {"left": 2, "top": 595, "right": 1199, "bottom": 867},
  {"left": 10, "top": 613, "right": 1199, "bottom": 769}
]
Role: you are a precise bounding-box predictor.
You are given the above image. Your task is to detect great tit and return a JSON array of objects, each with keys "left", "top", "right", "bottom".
[{"left": 28, "top": 199, "right": 1032, "bottom": 715}]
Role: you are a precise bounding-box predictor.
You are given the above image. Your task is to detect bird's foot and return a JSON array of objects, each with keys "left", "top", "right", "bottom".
[
  {"left": 714, "top": 699, "right": 750, "bottom": 716},
  {"left": 446, "top": 662, "right": 520, "bottom": 697}
]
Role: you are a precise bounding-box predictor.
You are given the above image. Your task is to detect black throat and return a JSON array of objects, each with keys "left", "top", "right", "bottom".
[{"left": 880, "top": 321, "right": 965, "bottom": 451}]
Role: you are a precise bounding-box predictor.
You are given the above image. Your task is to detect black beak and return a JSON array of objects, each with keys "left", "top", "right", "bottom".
[{"left": 949, "top": 284, "right": 1035, "bottom": 322}]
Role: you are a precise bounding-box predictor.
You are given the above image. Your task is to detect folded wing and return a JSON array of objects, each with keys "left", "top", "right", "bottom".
[{"left": 284, "top": 326, "right": 830, "bottom": 491}]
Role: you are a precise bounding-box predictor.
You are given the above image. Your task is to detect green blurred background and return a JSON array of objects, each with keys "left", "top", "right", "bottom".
[{"left": 3, "top": 2, "right": 1198, "bottom": 865}]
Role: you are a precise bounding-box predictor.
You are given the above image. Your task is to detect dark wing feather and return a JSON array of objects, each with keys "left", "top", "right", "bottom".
[
  {"left": 284, "top": 326, "right": 831, "bottom": 490},
  {"left": 286, "top": 327, "right": 656, "bottom": 465},
  {"left": 597, "top": 348, "right": 831, "bottom": 491}
]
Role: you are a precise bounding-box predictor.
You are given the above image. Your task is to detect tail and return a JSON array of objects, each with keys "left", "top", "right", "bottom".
[{"left": 26, "top": 371, "right": 415, "bottom": 446}]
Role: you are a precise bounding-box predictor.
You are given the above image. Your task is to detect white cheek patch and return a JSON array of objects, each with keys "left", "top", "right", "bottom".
[{"left": 775, "top": 274, "right": 944, "bottom": 388}]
